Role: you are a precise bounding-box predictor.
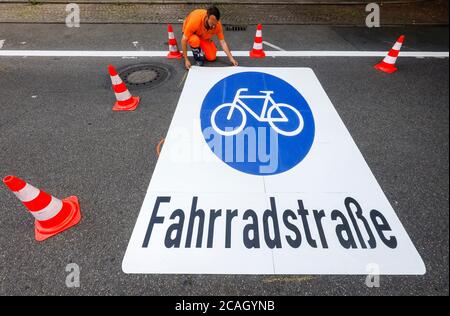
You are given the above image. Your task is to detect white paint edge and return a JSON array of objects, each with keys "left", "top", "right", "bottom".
[
  {"left": 0, "top": 40, "right": 5, "bottom": 49},
  {"left": 0, "top": 50, "right": 448, "bottom": 58}
]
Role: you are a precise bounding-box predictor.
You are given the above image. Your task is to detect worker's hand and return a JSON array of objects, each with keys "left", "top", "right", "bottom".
[
  {"left": 185, "top": 59, "right": 192, "bottom": 70},
  {"left": 230, "top": 58, "right": 238, "bottom": 66}
]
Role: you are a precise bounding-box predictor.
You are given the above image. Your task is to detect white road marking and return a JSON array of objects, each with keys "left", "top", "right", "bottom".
[
  {"left": 0, "top": 50, "right": 447, "bottom": 58},
  {"left": 0, "top": 40, "right": 5, "bottom": 49},
  {"left": 177, "top": 71, "right": 188, "bottom": 88},
  {"left": 263, "top": 41, "right": 286, "bottom": 51}
]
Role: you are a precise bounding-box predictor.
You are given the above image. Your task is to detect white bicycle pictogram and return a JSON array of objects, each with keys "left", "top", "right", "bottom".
[{"left": 211, "top": 88, "right": 304, "bottom": 137}]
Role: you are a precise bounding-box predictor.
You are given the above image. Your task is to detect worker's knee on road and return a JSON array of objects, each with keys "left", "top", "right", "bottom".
[
  {"left": 202, "top": 43, "right": 217, "bottom": 61},
  {"left": 205, "top": 54, "right": 216, "bottom": 62},
  {"left": 188, "top": 35, "right": 201, "bottom": 48}
]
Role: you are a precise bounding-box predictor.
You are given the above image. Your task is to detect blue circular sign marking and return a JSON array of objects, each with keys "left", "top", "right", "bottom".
[{"left": 200, "top": 71, "right": 315, "bottom": 175}]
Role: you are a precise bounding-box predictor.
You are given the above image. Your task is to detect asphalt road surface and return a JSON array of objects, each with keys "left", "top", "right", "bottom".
[{"left": 0, "top": 24, "right": 448, "bottom": 295}]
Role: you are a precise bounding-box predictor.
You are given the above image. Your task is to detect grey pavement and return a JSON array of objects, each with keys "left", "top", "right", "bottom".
[
  {"left": 0, "top": 1, "right": 426, "bottom": 3},
  {"left": 1, "top": 0, "right": 447, "bottom": 25},
  {"left": 0, "top": 24, "right": 448, "bottom": 51},
  {"left": 0, "top": 24, "right": 448, "bottom": 296}
]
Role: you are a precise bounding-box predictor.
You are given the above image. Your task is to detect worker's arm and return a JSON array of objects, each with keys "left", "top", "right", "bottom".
[
  {"left": 181, "top": 35, "right": 191, "bottom": 70},
  {"left": 219, "top": 40, "right": 238, "bottom": 66}
]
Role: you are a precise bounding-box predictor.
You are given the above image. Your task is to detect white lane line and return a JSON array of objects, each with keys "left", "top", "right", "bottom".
[
  {"left": 0, "top": 50, "right": 448, "bottom": 58},
  {"left": 0, "top": 40, "right": 5, "bottom": 49},
  {"left": 263, "top": 41, "right": 286, "bottom": 51}
]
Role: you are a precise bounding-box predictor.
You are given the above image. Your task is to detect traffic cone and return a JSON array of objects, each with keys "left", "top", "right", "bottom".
[
  {"left": 374, "top": 35, "right": 405, "bottom": 74},
  {"left": 108, "top": 64, "right": 140, "bottom": 111},
  {"left": 250, "top": 24, "right": 265, "bottom": 58},
  {"left": 3, "top": 175, "right": 81, "bottom": 241},
  {"left": 167, "top": 24, "right": 182, "bottom": 59}
]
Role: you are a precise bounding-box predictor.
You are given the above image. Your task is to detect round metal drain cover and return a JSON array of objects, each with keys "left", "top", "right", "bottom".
[
  {"left": 127, "top": 69, "right": 158, "bottom": 84},
  {"left": 119, "top": 63, "right": 171, "bottom": 90}
]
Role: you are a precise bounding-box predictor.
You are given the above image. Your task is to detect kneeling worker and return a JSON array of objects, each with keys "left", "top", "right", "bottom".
[{"left": 181, "top": 6, "right": 239, "bottom": 70}]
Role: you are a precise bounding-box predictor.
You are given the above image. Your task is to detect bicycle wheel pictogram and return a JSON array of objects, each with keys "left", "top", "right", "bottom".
[
  {"left": 267, "top": 103, "right": 304, "bottom": 136},
  {"left": 211, "top": 103, "right": 247, "bottom": 136}
]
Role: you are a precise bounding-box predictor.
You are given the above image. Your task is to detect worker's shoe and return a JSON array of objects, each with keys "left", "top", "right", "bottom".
[{"left": 192, "top": 47, "right": 205, "bottom": 66}]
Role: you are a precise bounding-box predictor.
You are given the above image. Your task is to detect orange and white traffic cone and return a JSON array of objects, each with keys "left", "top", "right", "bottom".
[
  {"left": 250, "top": 24, "right": 265, "bottom": 58},
  {"left": 108, "top": 64, "right": 140, "bottom": 111},
  {"left": 374, "top": 35, "right": 405, "bottom": 74},
  {"left": 3, "top": 175, "right": 81, "bottom": 241},
  {"left": 167, "top": 24, "right": 182, "bottom": 59}
]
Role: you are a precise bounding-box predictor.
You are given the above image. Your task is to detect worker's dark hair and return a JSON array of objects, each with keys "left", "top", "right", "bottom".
[{"left": 207, "top": 6, "right": 221, "bottom": 20}]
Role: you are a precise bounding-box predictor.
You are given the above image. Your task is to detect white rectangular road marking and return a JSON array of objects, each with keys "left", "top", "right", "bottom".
[
  {"left": 122, "top": 66, "right": 426, "bottom": 275},
  {"left": 0, "top": 50, "right": 448, "bottom": 58},
  {"left": 0, "top": 40, "right": 5, "bottom": 49}
]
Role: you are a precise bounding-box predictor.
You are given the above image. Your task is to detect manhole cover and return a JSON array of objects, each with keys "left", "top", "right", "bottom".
[
  {"left": 127, "top": 69, "right": 158, "bottom": 84},
  {"left": 119, "top": 63, "right": 171, "bottom": 90}
]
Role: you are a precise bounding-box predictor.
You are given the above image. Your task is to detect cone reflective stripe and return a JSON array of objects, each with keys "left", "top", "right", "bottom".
[
  {"left": 167, "top": 24, "right": 182, "bottom": 59},
  {"left": 113, "top": 82, "right": 133, "bottom": 103},
  {"left": 108, "top": 64, "right": 140, "bottom": 111},
  {"left": 253, "top": 42, "right": 263, "bottom": 50},
  {"left": 374, "top": 35, "right": 405, "bottom": 74},
  {"left": 250, "top": 24, "right": 265, "bottom": 58},
  {"left": 3, "top": 176, "right": 81, "bottom": 241}
]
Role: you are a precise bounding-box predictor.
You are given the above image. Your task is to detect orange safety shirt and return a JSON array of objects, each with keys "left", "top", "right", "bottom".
[{"left": 182, "top": 9, "right": 225, "bottom": 41}]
